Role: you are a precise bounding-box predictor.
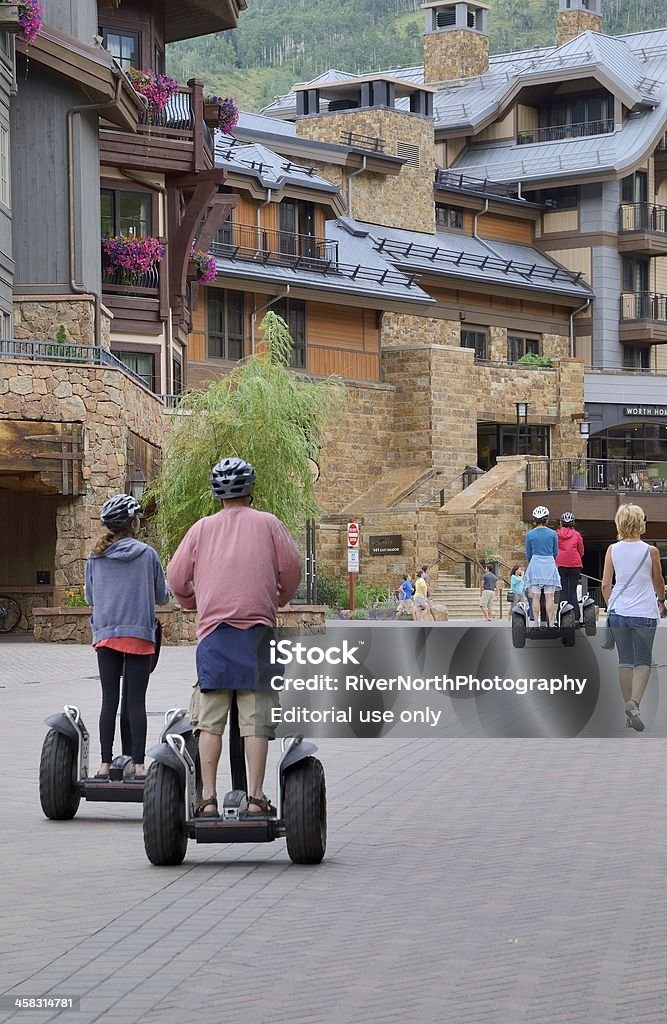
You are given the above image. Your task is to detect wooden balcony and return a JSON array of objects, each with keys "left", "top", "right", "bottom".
[
  {"left": 619, "top": 292, "right": 667, "bottom": 343},
  {"left": 618, "top": 204, "right": 667, "bottom": 256},
  {"left": 523, "top": 458, "right": 667, "bottom": 528},
  {"left": 101, "top": 252, "right": 169, "bottom": 336},
  {"left": 99, "top": 80, "right": 214, "bottom": 174}
]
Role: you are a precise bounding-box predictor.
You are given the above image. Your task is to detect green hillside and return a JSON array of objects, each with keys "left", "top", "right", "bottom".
[{"left": 167, "top": 0, "right": 667, "bottom": 112}]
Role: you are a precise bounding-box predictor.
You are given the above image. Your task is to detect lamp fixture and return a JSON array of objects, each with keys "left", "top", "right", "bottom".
[{"left": 126, "top": 469, "right": 147, "bottom": 500}]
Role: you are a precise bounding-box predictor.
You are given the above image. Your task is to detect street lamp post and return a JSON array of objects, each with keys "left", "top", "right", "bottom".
[
  {"left": 306, "top": 458, "right": 320, "bottom": 605},
  {"left": 515, "top": 401, "right": 529, "bottom": 456}
]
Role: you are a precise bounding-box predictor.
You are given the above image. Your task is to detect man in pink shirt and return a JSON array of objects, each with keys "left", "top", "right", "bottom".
[{"left": 167, "top": 457, "right": 301, "bottom": 817}]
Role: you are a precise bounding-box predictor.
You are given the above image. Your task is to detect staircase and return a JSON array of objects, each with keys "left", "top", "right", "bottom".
[{"left": 430, "top": 568, "right": 506, "bottom": 620}]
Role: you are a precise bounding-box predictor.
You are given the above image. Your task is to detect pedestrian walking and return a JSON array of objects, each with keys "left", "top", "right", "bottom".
[
  {"left": 479, "top": 563, "right": 498, "bottom": 621},
  {"left": 167, "top": 457, "right": 301, "bottom": 817},
  {"left": 412, "top": 570, "right": 430, "bottom": 621},
  {"left": 507, "top": 565, "right": 525, "bottom": 620},
  {"left": 397, "top": 574, "right": 414, "bottom": 617},
  {"left": 522, "top": 506, "right": 560, "bottom": 627},
  {"left": 85, "top": 494, "right": 168, "bottom": 780},
  {"left": 601, "top": 503, "right": 665, "bottom": 733},
  {"left": 556, "top": 512, "right": 584, "bottom": 622}
]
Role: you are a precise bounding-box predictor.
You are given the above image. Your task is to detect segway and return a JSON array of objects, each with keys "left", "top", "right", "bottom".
[
  {"left": 142, "top": 696, "right": 327, "bottom": 866},
  {"left": 39, "top": 704, "right": 173, "bottom": 820},
  {"left": 511, "top": 584, "right": 596, "bottom": 649}
]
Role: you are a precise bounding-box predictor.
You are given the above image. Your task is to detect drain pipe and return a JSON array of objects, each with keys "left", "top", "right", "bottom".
[
  {"left": 68, "top": 76, "right": 124, "bottom": 348},
  {"left": 257, "top": 188, "right": 272, "bottom": 250},
  {"left": 569, "top": 298, "right": 591, "bottom": 358},
  {"left": 347, "top": 156, "right": 368, "bottom": 217},
  {"left": 251, "top": 285, "right": 290, "bottom": 355}
]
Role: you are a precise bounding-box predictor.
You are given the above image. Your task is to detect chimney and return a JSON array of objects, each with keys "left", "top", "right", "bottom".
[
  {"left": 556, "top": 0, "right": 603, "bottom": 47},
  {"left": 422, "top": 0, "right": 490, "bottom": 84}
]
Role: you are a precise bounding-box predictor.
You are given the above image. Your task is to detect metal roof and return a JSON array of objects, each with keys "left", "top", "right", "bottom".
[{"left": 214, "top": 136, "right": 338, "bottom": 192}]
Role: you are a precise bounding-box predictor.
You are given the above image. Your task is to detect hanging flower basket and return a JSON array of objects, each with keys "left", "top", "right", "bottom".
[
  {"left": 126, "top": 68, "right": 179, "bottom": 123},
  {"left": 188, "top": 249, "right": 217, "bottom": 285},
  {"left": 203, "top": 96, "right": 239, "bottom": 135},
  {"left": 102, "top": 235, "right": 166, "bottom": 285},
  {"left": 0, "top": 0, "right": 43, "bottom": 44}
]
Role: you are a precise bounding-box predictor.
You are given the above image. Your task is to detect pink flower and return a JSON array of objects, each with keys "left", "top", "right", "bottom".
[{"left": 15, "top": 0, "right": 43, "bottom": 45}]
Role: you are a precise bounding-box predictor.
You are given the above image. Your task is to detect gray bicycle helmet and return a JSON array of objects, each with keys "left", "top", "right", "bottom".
[
  {"left": 210, "top": 457, "right": 256, "bottom": 500},
  {"left": 560, "top": 512, "right": 576, "bottom": 525},
  {"left": 100, "top": 494, "right": 142, "bottom": 530},
  {"left": 532, "top": 505, "right": 550, "bottom": 522}
]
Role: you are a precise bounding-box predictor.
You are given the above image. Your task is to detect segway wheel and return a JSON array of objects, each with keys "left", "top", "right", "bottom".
[
  {"left": 39, "top": 729, "right": 80, "bottom": 820},
  {"left": 511, "top": 613, "right": 526, "bottom": 649},
  {"left": 583, "top": 603, "right": 596, "bottom": 637},
  {"left": 284, "top": 756, "right": 327, "bottom": 865},
  {"left": 561, "top": 608, "right": 576, "bottom": 648},
  {"left": 143, "top": 761, "right": 188, "bottom": 866}
]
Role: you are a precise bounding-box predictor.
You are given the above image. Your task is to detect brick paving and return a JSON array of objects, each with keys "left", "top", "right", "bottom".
[{"left": 1, "top": 640, "right": 666, "bottom": 1023}]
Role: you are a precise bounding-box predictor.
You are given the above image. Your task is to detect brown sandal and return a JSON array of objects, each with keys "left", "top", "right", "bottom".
[
  {"left": 196, "top": 795, "right": 218, "bottom": 818},
  {"left": 247, "top": 795, "right": 276, "bottom": 816}
]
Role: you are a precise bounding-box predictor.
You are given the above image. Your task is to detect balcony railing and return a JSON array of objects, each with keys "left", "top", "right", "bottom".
[
  {"left": 517, "top": 118, "right": 614, "bottom": 145},
  {"left": 434, "top": 169, "right": 522, "bottom": 200},
  {"left": 619, "top": 203, "right": 667, "bottom": 234},
  {"left": 211, "top": 223, "right": 339, "bottom": 269},
  {"left": 0, "top": 339, "right": 151, "bottom": 390},
  {"left": 526, "top": 459, "right": 667, "bottom": 493},
  {"left": 620, "top": 292, "right": 667, "bottom": 321},
  {"left": 340, "top": 131, "right": 385, "bottom": 153},
  {"left": 103, "top": 264, "right": 160, "bottom": 290}
]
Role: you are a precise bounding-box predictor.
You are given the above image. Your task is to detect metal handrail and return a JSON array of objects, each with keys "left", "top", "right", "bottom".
[
  {"left": 340, "top": 130, "right": 385, "bottom": 153},
  {"left": 526, "top": 458, "right": 667, "bottom": 493},
  {"left": 0, "top": 339, "right": 152, "bottom": 391},
  {"left": 138, "top": 85, "right": 194, "bottom": 131},
  {"left": 212, "top": 222, "right": 338, "bottom": 266},
  {"left": 619, "top": 203, "right": 667, "bottom": 234},
  {"left": 517, "top": 118, "right": 614, "bottom": 145},
  {"left": 619, "top": 292, "right": 667, "bottom": 322},
  {"left": 434, "top": 169, "right": 521, "bottom": 200}
]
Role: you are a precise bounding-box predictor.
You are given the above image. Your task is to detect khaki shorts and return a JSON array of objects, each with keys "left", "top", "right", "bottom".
[
  {"left": 480, "top": 590, "right": 495, "bottom": 609},
  {"left": 189, "top": 682, "right": 280, "bottom": 739}
]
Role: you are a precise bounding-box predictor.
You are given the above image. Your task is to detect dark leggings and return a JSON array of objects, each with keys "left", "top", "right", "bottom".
[
  {"left": 558, "top": 567, "right": 581, "bottom": 622},
  {"left": 97, "top": 648, "right": 151, "bottom": 763}
]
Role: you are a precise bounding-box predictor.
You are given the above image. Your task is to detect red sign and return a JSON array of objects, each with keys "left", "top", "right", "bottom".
[{"left": 347, "top": 522, "right": 360, "bottom": 548}]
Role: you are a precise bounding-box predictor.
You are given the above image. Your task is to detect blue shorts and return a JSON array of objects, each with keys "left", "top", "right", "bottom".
[{"left": 607, "top": 613, "right": 657, "bottom": 669}]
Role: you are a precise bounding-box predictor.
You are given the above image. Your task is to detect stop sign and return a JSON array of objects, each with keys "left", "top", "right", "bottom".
[{"left": 347, "top": 522, "right": 360, "bottom": 547}]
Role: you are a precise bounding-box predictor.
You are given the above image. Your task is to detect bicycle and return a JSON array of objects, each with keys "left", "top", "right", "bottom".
[{"left": 0, "top": 595, "right": 21, "bottom": 633}]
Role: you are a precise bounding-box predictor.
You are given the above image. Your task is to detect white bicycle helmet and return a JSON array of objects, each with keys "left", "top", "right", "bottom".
[
  {"left": 560, "top": 512, "right": 575, "bottom": 525},
  {"left": 210, "top": 457, "right": 256, "bottom": 500},
  {"left": 100, "top": 494, "right": 142, "bottom": 530},
  {"left": 532, "top": 505, "right": 550, "bottom": 522}
]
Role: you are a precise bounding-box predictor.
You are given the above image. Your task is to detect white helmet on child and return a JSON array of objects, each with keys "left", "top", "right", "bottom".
[{"left": 532, "top": 505, "right": 550, "bottom": 522}]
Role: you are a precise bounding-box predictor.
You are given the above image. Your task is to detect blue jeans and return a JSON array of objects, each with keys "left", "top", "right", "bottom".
[{"left": 608, "top": 613, "right": 657, "bottom": 669}]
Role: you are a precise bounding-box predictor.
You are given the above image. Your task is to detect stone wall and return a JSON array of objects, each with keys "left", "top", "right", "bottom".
[
  {"left": 423, "top": 30, "right": 489, "bottom": 83},
  {"left": 14, "top": 296, "right": 112, "bottom": 350},
  {"left": 296, "top": 109, "right": 436, "bottom": 234},
  {"left": 0, "top": 358, "right": 164, "bottom": 600},
  {"left": 381, "top": 313, "right": 460, "bottom": 348},
  {"left": 556, "top": 10, "right": 603, "bottom": 46},
  {"left": 33, "top": 605, "right": 327, "bottom": 644}
]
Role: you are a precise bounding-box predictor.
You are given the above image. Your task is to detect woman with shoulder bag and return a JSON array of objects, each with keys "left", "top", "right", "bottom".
[
  {"left": 85, "top": 494, "right": 169, "bottom": 778},
  {"left": 601, "top": 503, "right": 665, "bottom": 732}
]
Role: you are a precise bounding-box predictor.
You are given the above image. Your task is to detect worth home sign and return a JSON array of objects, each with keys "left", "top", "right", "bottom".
[
  {"left": 624, "top": 407, "right": 667, "bottom": 417},
  {"left": 369, "top": 534, "right": 403, "bottom": 556}
]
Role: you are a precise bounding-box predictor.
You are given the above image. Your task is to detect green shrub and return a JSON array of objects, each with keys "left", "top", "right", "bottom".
[
  {"left": 317, "top": 575, "right": 393, "bottom": 610},
  {"left": 517, "top": 352, "right": 553, "bottom": 368}
]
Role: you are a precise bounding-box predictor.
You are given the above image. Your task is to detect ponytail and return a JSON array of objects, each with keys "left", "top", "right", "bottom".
[{"left": 92, "top": 526, "right": 133, "bottom": 556}]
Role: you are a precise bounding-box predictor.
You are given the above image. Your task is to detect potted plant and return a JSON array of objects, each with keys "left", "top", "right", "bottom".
[
  {"left": 102, "top": 235, "right": 166, "bottom": 285},
  {"left": 203, "top": 96, "right": 239, "bottom": 134},
  {"left": 126, "top": 68, "right": 179, "bottom": 123},
  {"left": 569, "top": 459, "right": 588, "bottom": 490},
  {"left": 188, "top": 248, "right": 217, "bottom": 285},
  {"left": 0, "top": 0, "right": 43, "bottom": 43}
]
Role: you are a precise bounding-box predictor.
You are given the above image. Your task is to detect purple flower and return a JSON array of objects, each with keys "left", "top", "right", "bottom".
[
  {"left": 102, "top": 235, "right": 166, "bottom": 275},
  {"left": 13, "top": 0, "right": 43, "bottom": 45},
  {"left": 205, "top": 95, "right": 239, "bottom": 134},
  {"left": 127, "top": 68, "right": 179, "bottom": 117},
  {"left": 190, "top": 248, "right": 217, "bottom": 285}
]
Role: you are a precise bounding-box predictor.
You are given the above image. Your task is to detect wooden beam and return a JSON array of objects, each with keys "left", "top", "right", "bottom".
[{"left": 195, "top": 196, "right": 240, "bottom": 253}]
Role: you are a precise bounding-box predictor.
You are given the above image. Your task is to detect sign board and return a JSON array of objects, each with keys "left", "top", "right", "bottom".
[
  {"left": 347, "top": 522, "right": 360, "bottom": 548},
  {"left": 369, "top": 534, "right": 403, "bottom": 556},
  {"left": 624, "top": 407, "right": 667, "bottom": 417},
  {"left": 347, "top": 548, "right": 359, "bottom": 573}
]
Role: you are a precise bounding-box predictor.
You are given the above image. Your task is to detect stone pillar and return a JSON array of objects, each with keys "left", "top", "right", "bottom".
[
  {"left": 423, "top": 30, "right": 489, "bottom": 83},
  {"left": 556, "top": 10, "right": 603, "bottom": 46}
]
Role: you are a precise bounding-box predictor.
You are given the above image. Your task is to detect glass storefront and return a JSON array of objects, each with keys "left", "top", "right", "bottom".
[
  {"left": 589, "top": 422, "right": 667, "bottom": 486},
  {"left": 477, "top": 423, "right": 550, "bottom": 471}
]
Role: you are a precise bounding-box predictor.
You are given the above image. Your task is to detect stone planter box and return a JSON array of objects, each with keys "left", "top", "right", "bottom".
[
  {"left": 0, "top": 5, "right": 21, "bottom": 32},
  {"left": 33, "top": 604, "right": 326, "bottom": 644}
]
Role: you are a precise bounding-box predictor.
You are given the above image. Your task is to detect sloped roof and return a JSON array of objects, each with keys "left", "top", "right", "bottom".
[{"left": 214, "top": 136, "right": 338, "bottom": 192}]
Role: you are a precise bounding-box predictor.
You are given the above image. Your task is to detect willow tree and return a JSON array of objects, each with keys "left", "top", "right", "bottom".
[{"left": 150, "top": 311, "right": 347, "bottom": 560}]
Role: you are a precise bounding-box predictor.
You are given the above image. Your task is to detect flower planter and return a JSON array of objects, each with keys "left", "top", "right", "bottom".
[
  {"left": 0, "top": 4, "right": 20, "bottom": 32},
  {"left": 203, "top": 102, "right": 222, "bottom": 125}
]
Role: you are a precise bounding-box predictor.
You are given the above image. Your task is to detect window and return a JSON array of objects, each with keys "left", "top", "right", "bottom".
[
  {"left": 621, "top": 171, "right": 647, "bottom": 206},
  {"left": 101, "top": 189, "right": 151, "bottom": 238},
  {"left": 436, "top": 203, "right": 464, "bottom": 229},
  {"left": 0, "top": 124, "right": 9, "bottom": 208},
  {"left": 397, "top": 141, "right": 420, "bottom": 167},
  {"left": 542, "top": 187, "right": 577, "bottom": 210},
  {"left": 207, "top": 289, "right": 244, "bottom": 361},
  {"left": 115, "top": 351, "right": 154, "bottom": 390},
  {"left": 0, "top": 308, "right": 11, "bottom": 338},
  {"left": 622, "top": 345, "right": 650, "bottom": 370},
  {"left": 545, "top": 93, "right": 612, "bottom": 130},
  {"left": 215, "top": 209, "right": 234, "bottom": 247},
  {"left": 172, "top": 356, "right": 183, "bottom": 394},
  {"left": 461, "top": 328, "right": 487, "bottom": 361},
  {"left": 622, "top": 256, "right": 649, "bottom": 293},
  {"left": 274, "top": 297, "right": 306, "bottom": 368},
  {"left": 100, "top": 28, "right": 139, "bottom": 70},
  {"left": 154, "top": 44, "right": 165, "bottom": 75},
  {"left": 477, "top": 423, "right": 550, "bottom": 470},
  {"left": 508, "top": 335, "right": 540, "bottom": 362},
  {"left": 278, "top": 199, "right": 317, "bottom": 256}
]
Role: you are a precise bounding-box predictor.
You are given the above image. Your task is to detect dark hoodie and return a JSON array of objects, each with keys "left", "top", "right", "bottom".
[
  {"left": 85, "top": 538, "right": 169, "bottom": 645},
  {"left": 555, "top": 527, "right": 584, "bottom": 568}
]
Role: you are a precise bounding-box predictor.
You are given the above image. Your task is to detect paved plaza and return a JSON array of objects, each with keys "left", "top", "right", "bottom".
[{"left": 1, "top": 639, "right": 667, "bottom": 1024}]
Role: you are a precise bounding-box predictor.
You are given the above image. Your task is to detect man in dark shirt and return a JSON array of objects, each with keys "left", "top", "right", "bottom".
[{"left": 479, "top": 564, "right": 498, "bottom": 621}]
